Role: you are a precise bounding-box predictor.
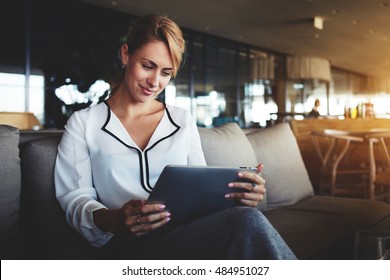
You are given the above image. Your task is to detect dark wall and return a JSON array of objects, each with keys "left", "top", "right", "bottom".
[
  {"left": 2, "top": 0, "right": 137, "bottom": 128},
  {"left": 1, "top": 0, "right": 281, "bottom": 129}
]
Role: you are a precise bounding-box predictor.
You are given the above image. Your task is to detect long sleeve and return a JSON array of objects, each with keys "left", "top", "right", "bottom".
[
  {"left": 187, "top": 115, "right": 207, "bottom": 166},
  {"left": 54, "top": 111, "right": 113, "bottom": 247}
]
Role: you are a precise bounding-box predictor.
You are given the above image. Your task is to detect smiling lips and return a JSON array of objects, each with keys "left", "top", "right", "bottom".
[{"left": 140, "top": 86, "right": 156, "bottom": 96}]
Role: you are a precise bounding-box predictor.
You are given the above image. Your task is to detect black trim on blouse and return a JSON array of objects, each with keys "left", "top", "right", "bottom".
[
  {"left": 144, "top": 103, "right": 181, "bottom": 191},
  {"left": 101, "top": 101, "right": 181, "bottom": 193}
]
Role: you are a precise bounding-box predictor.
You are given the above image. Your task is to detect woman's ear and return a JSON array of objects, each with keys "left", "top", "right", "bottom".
[{"left": 120, "top": 43, "right": 129, "bottom": 66}]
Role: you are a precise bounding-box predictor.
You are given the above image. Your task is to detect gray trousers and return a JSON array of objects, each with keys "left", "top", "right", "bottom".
[{"left": 102, "top": 206, "right": 297, "bottom": 260}]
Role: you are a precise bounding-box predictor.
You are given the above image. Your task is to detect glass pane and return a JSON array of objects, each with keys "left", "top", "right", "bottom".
[
  {"left": 28, "top": 74, "right": 45, "bottom": 124},
  {"left": 203, "top": 39, "right": 238, "bottom": 127},
  {"left": 242, "top": 49, "right": 277, "bottom": 127},
  {"left": 287, "top": 79, "right": 328, "bottom": 119},
  {"left": 165, "top": 35, "right": 192, "bottom": 113},
  {"left": 0, "top": 72, "right": 45, "bottom": 125},
  {"left": 192, "top": 36, "right": 206, "bottom": 126},
  {"left": 0, "top": 73, "right": 25, "bottom": 111}
]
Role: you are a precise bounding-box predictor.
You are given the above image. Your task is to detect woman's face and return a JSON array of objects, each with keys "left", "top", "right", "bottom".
[{"left": 121, "top": 40, "right": 174, "bottom": 103}]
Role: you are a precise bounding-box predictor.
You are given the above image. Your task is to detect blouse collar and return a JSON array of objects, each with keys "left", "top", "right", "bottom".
[{"left": 101, "top": 101, "right": 180, "bottom": 151}]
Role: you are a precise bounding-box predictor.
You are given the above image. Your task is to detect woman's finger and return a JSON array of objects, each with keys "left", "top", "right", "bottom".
[{"left": 129, "top": 212, "right": 171, "bottom": 234}]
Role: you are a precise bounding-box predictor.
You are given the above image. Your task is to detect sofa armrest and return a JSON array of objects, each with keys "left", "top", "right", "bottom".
[{"left": 0, "top": 125, "right": 21, "bottom": 259}]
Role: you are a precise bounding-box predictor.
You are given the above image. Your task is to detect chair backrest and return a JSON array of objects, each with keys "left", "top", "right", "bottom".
[
  {"left": 365, "top": 132, "right": 390, "bottom": 171},
  {"left": 311, "top": 129, "right": 365, "bottom": 168}
]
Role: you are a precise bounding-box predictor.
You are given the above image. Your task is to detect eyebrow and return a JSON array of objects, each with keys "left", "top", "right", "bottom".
[{"left": 141, "top": 58, "right": 174, "bottom": 71}]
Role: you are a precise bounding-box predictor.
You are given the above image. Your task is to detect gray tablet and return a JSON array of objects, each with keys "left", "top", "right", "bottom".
[{"left": 147, "top": 165, "right": 258, "bottom": 225}]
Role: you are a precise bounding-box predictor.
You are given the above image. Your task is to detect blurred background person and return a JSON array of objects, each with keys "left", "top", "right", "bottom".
[{"left": 308, "top": 99, "right": 321, "bottom": 118}]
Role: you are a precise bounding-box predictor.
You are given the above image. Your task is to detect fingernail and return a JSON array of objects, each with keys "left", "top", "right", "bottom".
[
  {"left": 165, "top": 212, "right": 171, "bottom": 217},
  {"left": 160, "top": 205, "right": 166, "bottom": 209},
  {"left": 225, "top": 194, "right": 231, "bottom": 198},
  {"left": 238, "top": 172, "right": 243, "bottom": 177},
  {"left": 228, "top": 183, "right": 234, "bottom": 187}
]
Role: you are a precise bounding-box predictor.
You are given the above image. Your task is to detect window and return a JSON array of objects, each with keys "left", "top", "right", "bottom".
[{"left": 0, "top": 72, "right": 44, "bottom": 124}]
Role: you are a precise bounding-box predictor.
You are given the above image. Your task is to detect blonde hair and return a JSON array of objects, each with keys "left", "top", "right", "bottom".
[{"left": 126, "top": 14, "right": 185, "bottom": 77}]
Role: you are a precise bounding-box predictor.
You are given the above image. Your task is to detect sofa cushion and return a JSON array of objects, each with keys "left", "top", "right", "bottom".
[
  {"left": 0, "top": 125, "right": 21, "bottom": 259},
  {"left": 198, "top": 123, "right": 258, "bottom": 168},
  {"left": 198, "top": 123, "right": 268, "bottom": 211},
  {"left": 19, "top": 136, "right": 99, "bottom": 259},
  {"left": 246, "top": 123, "right": 314, "bottom": 209},
  {"left": 264, "top": 196, "right": 390, "bottom": 259}
]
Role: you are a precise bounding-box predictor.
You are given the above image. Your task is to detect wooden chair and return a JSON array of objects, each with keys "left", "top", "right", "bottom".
[
  {"left": 311, "top": 129, "right": 369, "bottom": 197},
  {"left": 366, "top": 132, "right": 390, "bottom": 202}
]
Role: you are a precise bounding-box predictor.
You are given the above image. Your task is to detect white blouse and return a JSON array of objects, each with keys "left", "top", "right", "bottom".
[{"left": 54, "top": 102, "right": 206, "bottom": 247}]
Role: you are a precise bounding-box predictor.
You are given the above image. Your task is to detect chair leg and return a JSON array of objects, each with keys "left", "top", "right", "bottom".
[{"left": 376, "top": 184, "right": 390, "bottom": 204}]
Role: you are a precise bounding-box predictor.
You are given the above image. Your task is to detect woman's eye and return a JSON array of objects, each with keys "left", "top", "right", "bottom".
[
  {"left": 142, "top": 64, "right": 153, "bottom": 70},
  {"left": 162, "top": 72, "right": 172, "bottom": 77}
]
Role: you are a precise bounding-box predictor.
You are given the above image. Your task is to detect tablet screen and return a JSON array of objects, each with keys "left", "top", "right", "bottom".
[{"left": 146, "top": 165, "right": 257, "bottom": 225}]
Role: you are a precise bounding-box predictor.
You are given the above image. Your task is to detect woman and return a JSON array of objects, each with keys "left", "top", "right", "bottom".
[
  {"left": 308, "top": 99, "right": 321, "bottom": 118},
  {"left": 54, "top": 14, "right": 296, "bottom": 259}
]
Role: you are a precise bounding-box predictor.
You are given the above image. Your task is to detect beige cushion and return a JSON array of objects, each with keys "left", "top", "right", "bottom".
[
  {"left": 246, "top": 123, "right": 314, "bottom": 209},
  {"left": 198, "top": 123, "right": 257, "bottom": 168},
  {"left": 198, "top": 123, "right": 267, "bottom": 211}
]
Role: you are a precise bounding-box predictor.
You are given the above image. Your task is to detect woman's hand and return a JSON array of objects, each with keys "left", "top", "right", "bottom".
[
  {"left": 93, "top": 199, "right": 171, "bottom": 235},
  {"left": 225, "top": 163, "right": 266, "bottom": 207},
  {"left": 121, "top": 200, "right": 171, "bottom": 235}
]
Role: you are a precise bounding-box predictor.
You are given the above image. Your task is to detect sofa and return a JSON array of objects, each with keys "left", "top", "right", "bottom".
[{"left": 1, "top": 122, "right": 389, "bottom": 260}]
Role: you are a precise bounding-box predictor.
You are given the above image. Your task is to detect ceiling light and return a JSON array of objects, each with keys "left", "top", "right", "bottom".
[
  {"left": 314, "top": 16, "right": 324, "bottom": 30},
  {"left": 287, "top": 56, "right": 331, "bottom": 81}
]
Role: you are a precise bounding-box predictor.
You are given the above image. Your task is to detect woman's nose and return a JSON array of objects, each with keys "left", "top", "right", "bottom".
[{"left": 147, "top": 72, "right": 159, "bottom": 87}]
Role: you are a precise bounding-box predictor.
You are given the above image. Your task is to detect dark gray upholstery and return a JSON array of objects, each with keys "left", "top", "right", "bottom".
[
  {"left": 0, "top": 125, "right": 21, "bottom": 259},
  {"left": 265, "top": 196, "right": 390, "bottom": 259},
  {"left": 19, "top": 136, "right": 99, "bottom": 259}
]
